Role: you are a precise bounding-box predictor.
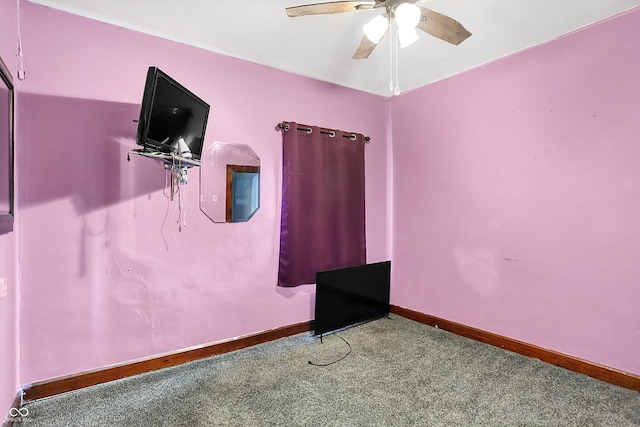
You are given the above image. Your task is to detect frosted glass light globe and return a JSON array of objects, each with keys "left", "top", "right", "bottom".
[
  {"left": 398, "top": 27, "right": 419, "bottom": 48},
  {"left": 363, "top": 15, "right": 389, "bottom": 44},
  {"left": 395, "top": 3, "right": 421, "bottom": 28}
]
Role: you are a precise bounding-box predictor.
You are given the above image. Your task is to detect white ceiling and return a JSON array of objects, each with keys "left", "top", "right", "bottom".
[{"left": 27, "top": 0, "right": 640, "bottom": 96}]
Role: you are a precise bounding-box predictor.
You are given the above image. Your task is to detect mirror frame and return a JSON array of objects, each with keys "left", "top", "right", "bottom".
[
  {"left": 0, "top": 55, "right": 14, "bottom": 231},
  {"left": 225, "top": 164, "right": 260, "bottom": 222}
]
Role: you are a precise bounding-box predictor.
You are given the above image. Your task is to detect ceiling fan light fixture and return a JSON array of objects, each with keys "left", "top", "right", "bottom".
[
  {"left": 363, "top": 15, "right": 389, "bottom": 44},
  {"left": 398, "top": 26, "right": 419, "bottom": 48},
  {"left": 395, "top": 3, "right": 421, "bottom": 29}
]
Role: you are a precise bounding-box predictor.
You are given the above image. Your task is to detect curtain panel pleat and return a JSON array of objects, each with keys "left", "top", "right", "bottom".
[{"left": 278, "top": 122, "right": 366, "bottom": 287}]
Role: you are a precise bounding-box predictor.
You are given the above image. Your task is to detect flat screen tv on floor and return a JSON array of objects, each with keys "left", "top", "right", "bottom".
[{"left": 314, "top": 261, "right": 391, "bottom": 336}]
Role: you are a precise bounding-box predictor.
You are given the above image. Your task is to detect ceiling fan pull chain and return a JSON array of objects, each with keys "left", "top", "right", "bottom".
[
  {"left": 390, "top": 19, "right": 400, "bottom": 96},
  {"left": 389, "top": 18, "right": 394, "bottom": 93},
  {"left": 394, "top": 25, "right": 400, "bottom": 96}
]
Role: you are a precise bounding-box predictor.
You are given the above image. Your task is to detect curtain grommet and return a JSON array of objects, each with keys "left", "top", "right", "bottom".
[{"left": 329, "top": 131, "right": 335, "bottom": 138}]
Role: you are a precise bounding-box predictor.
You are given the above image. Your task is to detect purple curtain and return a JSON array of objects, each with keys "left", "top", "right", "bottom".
[{"left": 278, "top": 122, "right": 367, "bottom": 287}]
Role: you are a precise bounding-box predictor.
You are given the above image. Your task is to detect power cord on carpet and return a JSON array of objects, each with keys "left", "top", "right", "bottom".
[{"left": 308, "top": 333, "right": 352, "bottom": 367}]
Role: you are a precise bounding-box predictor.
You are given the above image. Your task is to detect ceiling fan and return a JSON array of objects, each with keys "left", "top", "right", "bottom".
[{"left": 286, "top": 0, "right": 472, "bottom": 59}]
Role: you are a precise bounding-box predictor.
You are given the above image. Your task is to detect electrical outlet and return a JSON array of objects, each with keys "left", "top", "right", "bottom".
[{"left": 0, "top": 278, "right": 7, "bottom": 298}]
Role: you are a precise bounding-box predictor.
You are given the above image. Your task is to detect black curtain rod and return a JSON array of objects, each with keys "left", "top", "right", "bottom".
[{"left": 277, "top": 122, "right": 370, "bottom": 143}]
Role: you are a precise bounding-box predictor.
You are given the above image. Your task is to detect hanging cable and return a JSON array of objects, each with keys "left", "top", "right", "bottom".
[
  {"left": 160, "top": 192, "right": 170, "bottom": 250},
  {"left": 16, "top": 0, "right": 26, "bottom": 80},
  {"left": 182, "top": 182, "right": 187, "bottom": 229},
  {"left": 163, "top": 164, "right": 172, "bottom": 199},
  {"left": 176, "top": 169, "right": 187, "bottom": 231},
  {"left": 176, "top": 167, "right": 182, "bottom": 228}
]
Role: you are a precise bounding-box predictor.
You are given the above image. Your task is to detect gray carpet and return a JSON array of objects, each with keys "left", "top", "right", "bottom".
[{"left": 14, "top": 315, "right": 640, "bottom": 426}]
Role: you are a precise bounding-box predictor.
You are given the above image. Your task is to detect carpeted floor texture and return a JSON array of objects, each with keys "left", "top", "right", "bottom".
[{"left": 14, "top": 315, "right": 640, "bottom": 426}]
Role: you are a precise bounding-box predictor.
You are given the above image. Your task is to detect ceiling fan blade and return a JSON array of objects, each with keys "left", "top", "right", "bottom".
[
  {"left": 352, "top": 34, "right": 381, "bottom": 59},
  {"left": 417, "top": 7, "right": 471, "bottom": 45},
  {"left": 286, "top": 1, "right": 375, "bottom": 17}
]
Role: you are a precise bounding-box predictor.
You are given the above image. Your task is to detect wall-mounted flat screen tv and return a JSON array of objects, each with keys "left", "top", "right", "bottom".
[
  {"left": 136, "top": 66, "right": 209, "bottom": 161},
  {"left": 314, "top": 261, "right": 391, "bottom": 336}
]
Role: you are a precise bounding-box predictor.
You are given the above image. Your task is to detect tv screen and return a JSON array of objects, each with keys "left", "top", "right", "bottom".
[
  {"left": 314, "top": 261, "right": 391, "bottom": 336},
  {"left": 136, "top": 67, "right": 209, "bottom": 161}
]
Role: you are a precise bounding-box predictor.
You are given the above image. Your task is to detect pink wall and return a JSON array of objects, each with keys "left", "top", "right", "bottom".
[
  {"left": 390, "top": 8, "right": 640, "bottom": 375},
  {"left": 0, "top": 0, "right": 20, "bottom": 420},
  {"left": 10, "top": 0, "right": 638, "bottom": 401},
  {"left": 17, "top": 2, "right": 389, "bottom": 384}
]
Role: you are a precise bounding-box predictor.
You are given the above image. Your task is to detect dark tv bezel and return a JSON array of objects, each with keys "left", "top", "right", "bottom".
[
  {"left": 136, "top": 66, "right": 209, "bottom": 161},
  {"left": 314, "top": 261, "right": 391, "bottom": 336}
]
